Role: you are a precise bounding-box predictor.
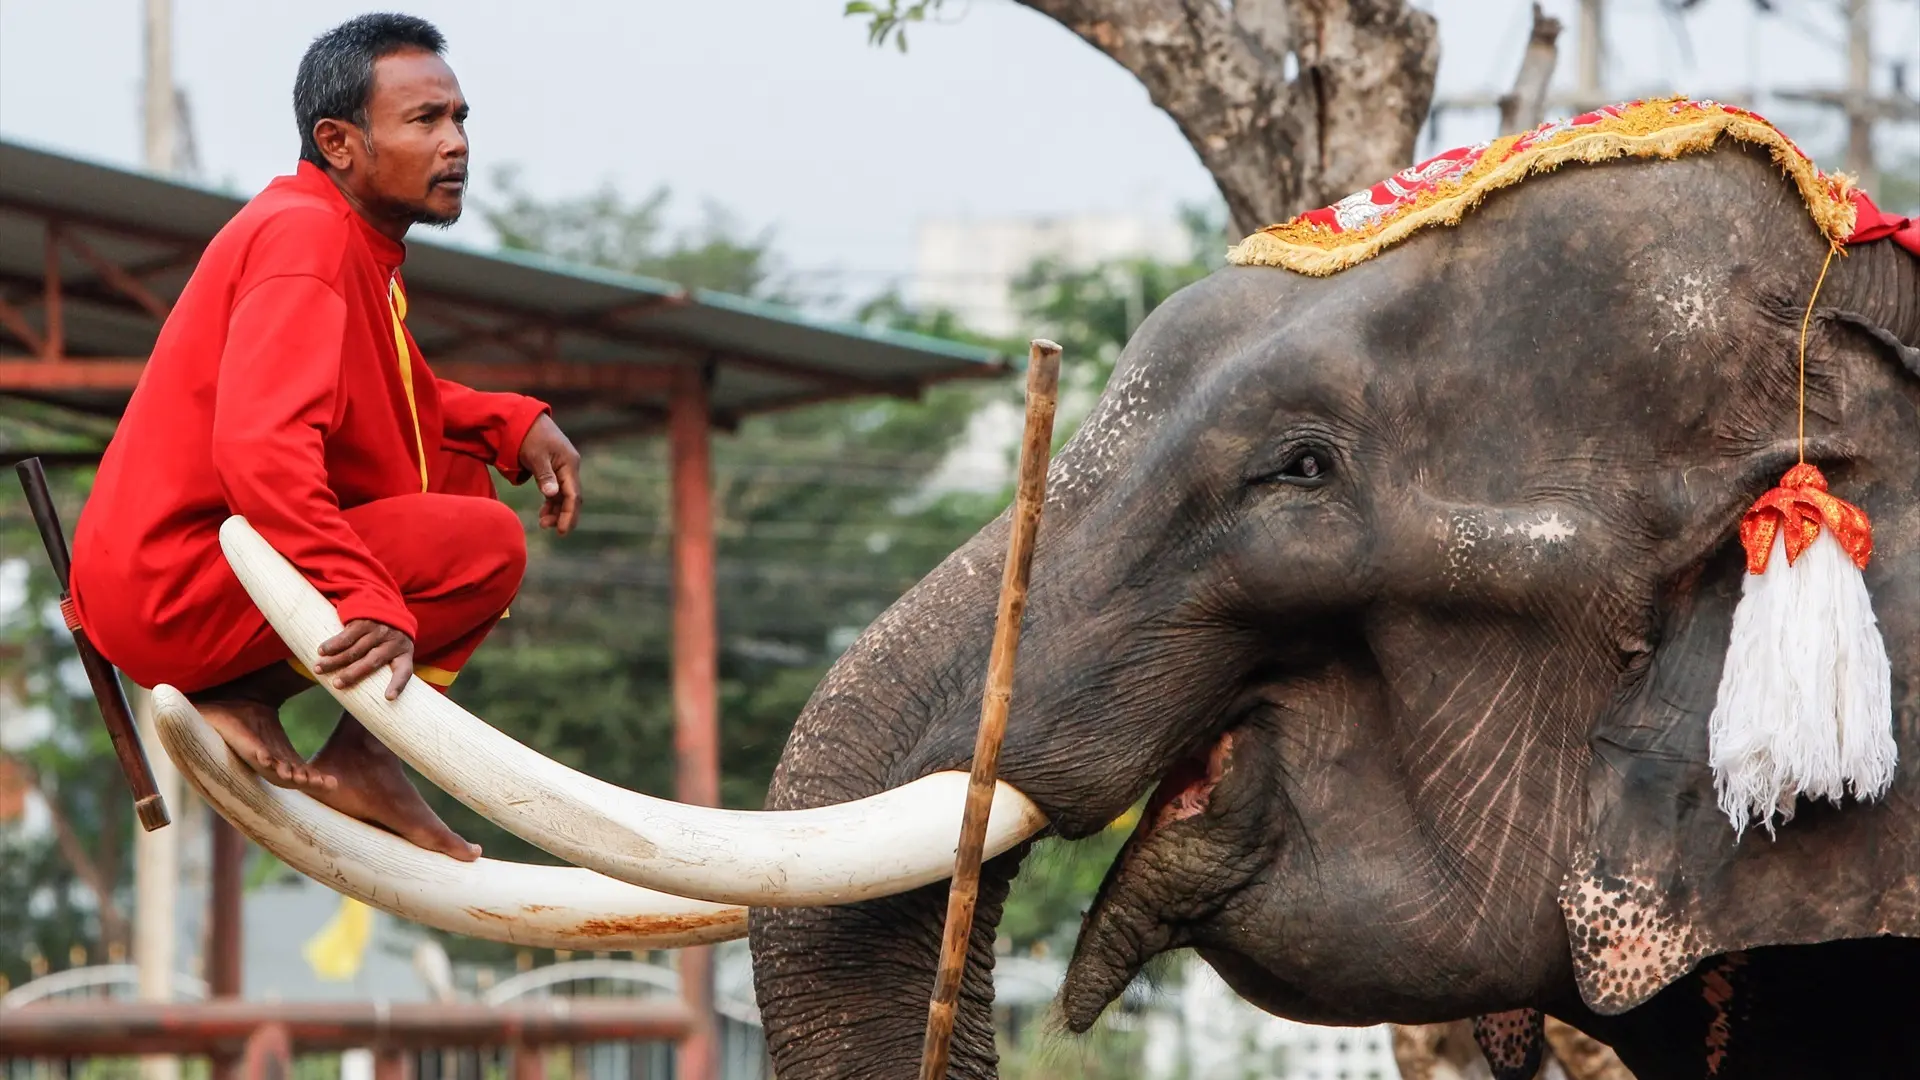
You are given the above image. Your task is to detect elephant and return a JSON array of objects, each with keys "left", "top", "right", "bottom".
[{"left": 746, "top": 136, "right": 1920, "bottom": 1080}]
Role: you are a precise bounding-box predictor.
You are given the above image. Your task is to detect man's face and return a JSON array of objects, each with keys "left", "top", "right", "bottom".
[{"left": 334, "top": 48, "right": 470, "bottom": 227}]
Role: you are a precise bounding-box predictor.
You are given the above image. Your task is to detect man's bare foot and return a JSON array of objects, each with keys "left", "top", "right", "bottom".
[
  {"left": 306, "top": 713, "right": 481, "bottom": 862},
  {"left": 195, "top": 699, "right": 338, "bottom": 794}
]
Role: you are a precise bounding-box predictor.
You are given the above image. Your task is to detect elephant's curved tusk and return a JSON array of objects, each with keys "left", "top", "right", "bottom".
[
  {"left": 216, "top": 515, "right": 1051, "bottom": 908},
  {"left": 151, "top": 685, "right": 749, "bottom": 949}
]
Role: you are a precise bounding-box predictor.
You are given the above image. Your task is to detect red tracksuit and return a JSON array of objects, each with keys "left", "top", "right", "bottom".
[{"left": 71, "top": 161, "right": 550, "bottom": 694}]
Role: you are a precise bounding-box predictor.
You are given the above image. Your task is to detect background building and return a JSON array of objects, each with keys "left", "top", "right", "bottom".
[{"left": 910, "top": 212, "right": 1194, "bottom": 337}]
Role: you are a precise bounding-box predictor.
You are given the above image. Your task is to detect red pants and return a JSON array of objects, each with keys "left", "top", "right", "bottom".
[{"left": 84, "top": 491, "right": 525, "bottom": 694}]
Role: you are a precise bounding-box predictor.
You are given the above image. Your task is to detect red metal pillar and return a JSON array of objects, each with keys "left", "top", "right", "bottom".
[
  {"left": 208, "top": 817, "right": 247, "bottom": 1080},
  {"left": 239, "top": 1022, "right": 290, "bottom": 1080},
  {"left": 511, "top": 1045, "right": 545, "bottom": 1080},
  {"left": 668, "top": 364, "right": 719, "bottom": 1080},
  {"left": 373, "top": 1051, "right": 411, "bottom": 1080}
]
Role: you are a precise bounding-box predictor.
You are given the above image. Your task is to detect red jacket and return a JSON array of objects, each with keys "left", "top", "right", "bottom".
[{"left": 72, "top": 162, "right": 549, "bottom": 671}]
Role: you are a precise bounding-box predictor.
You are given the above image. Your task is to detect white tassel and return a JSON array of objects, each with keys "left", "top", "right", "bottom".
[{"left": 1710, "top": 527, "right": 1896, "bottom": 839}]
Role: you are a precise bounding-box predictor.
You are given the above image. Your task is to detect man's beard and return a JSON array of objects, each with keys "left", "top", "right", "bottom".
[
  {"left": 413, "top": 167, "right": 466, "bottom": 229},
  {"left": 365, "top": 138, "right": 465, "bottom": 228},
  {"left": 411, "top": 205, "right": 461, "bottom": 229}
]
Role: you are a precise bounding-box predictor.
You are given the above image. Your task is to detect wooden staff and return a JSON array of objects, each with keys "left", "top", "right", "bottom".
[
  {"left": 14, "top": 457, "right": 171, "bottom": 831},
  {"left": 919, "top": 339, "right": 1062, "bottom": 1080}
]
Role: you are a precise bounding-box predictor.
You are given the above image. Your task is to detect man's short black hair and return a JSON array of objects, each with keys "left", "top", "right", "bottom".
[{"left": 294, "top": 13, "right": 446, "bottom": 168}]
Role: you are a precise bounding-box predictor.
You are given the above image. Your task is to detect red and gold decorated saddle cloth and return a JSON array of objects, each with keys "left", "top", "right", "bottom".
[{"left": 1227, "top": 96, "right": 1920, "bottom": 276}]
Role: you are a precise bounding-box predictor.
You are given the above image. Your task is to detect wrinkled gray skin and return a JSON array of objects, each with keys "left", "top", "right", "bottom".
[{"left": 750, "top": 145, "right": 1920, "bottom": 1079}]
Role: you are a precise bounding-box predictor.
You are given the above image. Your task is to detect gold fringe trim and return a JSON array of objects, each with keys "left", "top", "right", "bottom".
[{"left": 1226, "top": 98, "right": 1858, "bottom": 276}]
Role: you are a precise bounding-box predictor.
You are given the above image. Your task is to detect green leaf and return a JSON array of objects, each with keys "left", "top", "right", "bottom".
[{"left": 843, "top": 1, "right": 875, "bottom": 14}]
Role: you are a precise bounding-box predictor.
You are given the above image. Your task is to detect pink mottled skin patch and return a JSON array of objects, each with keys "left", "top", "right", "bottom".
[{"left": 1562, "top": 864, "right": 1698, "bottom": 1013}]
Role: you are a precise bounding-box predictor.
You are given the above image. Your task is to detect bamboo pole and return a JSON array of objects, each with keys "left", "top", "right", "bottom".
[{"left": 918, "top": 339, "right": 1063, "bottom": 1080}]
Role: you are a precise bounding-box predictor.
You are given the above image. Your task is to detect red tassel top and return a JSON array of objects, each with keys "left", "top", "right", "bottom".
[{"left": 1740, "top": 463, "right": 1874, "bottom": 574}]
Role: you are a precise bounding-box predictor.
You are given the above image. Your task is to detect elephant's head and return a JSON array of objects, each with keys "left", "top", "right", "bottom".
[{"left": 749, "top": 140, "right": 1920, "bottom": 1078}]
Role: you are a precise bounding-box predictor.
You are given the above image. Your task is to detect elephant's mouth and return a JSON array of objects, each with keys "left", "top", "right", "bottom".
[
  {"left": 1137, "top": 728, "right": 1239, "bottom": 830},
  {"left": 1057, "top": 725, "right": 1250, "bottom": 1030}
]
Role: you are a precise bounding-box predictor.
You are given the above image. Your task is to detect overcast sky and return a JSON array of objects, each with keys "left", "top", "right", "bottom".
[{"left": 2, "top": 0, "right": 1914, "bottom": 310}]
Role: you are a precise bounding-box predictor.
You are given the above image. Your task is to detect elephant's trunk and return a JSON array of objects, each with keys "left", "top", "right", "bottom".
[
  {"left": 750, "top": 515, "right": 1034, "bottom": 1080},
  {"left": 750, "top": 853, "right": 1029, "bottom": 1079},
  {"left": 748, "top": 383, "right": 1224, "bottom": 1075}
]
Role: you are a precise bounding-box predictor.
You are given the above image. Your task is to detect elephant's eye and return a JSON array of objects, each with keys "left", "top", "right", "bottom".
[{"left": 1256, "top": 446, "right": 1334, "bottom": 487}]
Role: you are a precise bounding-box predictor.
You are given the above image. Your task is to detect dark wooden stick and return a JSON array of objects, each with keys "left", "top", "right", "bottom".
[
  {"left": 15, "top": 458, "right": 171, "bottom": 831},
  {"left": 919, "top": 339, "right": 1062, "bottom": 1080}
]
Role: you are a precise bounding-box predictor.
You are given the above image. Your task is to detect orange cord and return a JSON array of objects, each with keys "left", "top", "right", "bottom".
[{"left": 1798, "top": 244, "right": 1838, "bottom": 464}]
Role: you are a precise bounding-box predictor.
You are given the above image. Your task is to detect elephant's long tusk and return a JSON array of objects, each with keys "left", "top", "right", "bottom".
[
  {"left": 151, "top": 685, "right": 749, "bottom": 949},
  {"left": 216, "top": 516, "right": 1051, "bottom": 908}
]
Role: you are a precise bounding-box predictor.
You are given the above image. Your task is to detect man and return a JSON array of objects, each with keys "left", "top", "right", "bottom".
[{"left": 70, "top": 13, "right": 579, "bottom": 861}]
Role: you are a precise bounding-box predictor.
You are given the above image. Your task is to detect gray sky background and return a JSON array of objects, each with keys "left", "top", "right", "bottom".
[{"left": 2, "top": 0, "right": 1914, "bottom": 311}]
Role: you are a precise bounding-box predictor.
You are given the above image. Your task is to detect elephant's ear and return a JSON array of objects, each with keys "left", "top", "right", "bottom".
[{"left": 1563, "top": 540, "right": 1920, "bottom": 1015}]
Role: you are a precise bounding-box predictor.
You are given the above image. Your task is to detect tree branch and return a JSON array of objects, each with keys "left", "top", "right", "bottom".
[
  {"left": 1289, "top": 0, "right": 1441, "bottom": 206},
  {"left": 1018, "top": 0, "right": 1438, "bottom": 235},
  {"left": 1021, "top": 0, "right": 1304, "bottom": 235},
  {"left": 1498, "top": 4, "right": 1563, "bottom": 135}
]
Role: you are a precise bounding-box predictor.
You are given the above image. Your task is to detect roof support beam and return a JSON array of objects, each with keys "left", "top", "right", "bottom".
[
  {"left": 435, "top": 359, "right": 679, "bottom": 396},
  {"left": 42, "top": 220, "right": 63, "bottom": 361},
  {"left": 60, "top": 229, "right": 172, "bottom": 321},
  {"left": 0, "top": 268, "right": 181, "bottom": 326},
  {"left": 0, "top": 194, "right": 206, "bottom": 250},
  {"left": 125, "top": 247, "right": 207, "bottom": 281},
  {"left": 711, "top": 381, "right": 925, "bottom": 430},
  {"left": 716, "top": 349, "right": 919, "bottom": 399},
  {"left": 409, "top": 305, "right": 556, "bottom": 365},
  {"left": 0, "top": 295, "right": 46, "bottom": 355},
  {"left": 0, "top": 357, "right": 141, "bottom": 389}
]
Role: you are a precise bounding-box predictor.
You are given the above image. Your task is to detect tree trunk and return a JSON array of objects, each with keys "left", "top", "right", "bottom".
[
  {"left": 1017, "top": 0, "right": 1440, "bottom": 235},
  {"left": 1498, "top": 4, "right": 1563, "bottom": 134}
]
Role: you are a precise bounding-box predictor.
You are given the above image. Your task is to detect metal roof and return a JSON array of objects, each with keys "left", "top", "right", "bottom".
[{"left": 0, "top": 138, "right": 1010, "bottom": 448}]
